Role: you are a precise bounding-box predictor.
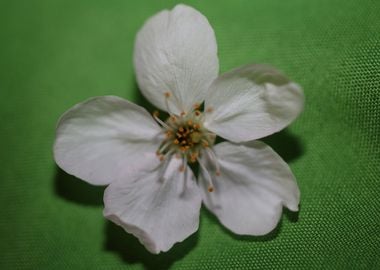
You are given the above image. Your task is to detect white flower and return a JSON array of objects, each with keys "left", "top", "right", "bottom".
[{"left": 53, "top": 4, "right": 304, "bottom": 254}]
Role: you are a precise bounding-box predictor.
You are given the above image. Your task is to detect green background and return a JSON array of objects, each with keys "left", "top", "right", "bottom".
[{"left": 1, "top": 0, "right": 379, "bottom": 269}]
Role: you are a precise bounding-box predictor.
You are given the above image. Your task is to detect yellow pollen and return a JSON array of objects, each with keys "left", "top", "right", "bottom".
[
  {"left": 193, "top": 103, "right": 200, "bottom": 109},
  {"left": 174, "top": 139, "right": 179, "bottom": 144},
  {"left": 153, "top": 110, "right": 159, "bottom": 117},
  {"left": 187, "top": 120, "right": 193, "bottom": 126},
  {"left": 179, "top": 127, "right": 184, "bottom": 132},
  {"left": 190, "top": 153, "right": 198, "bottom": 163}
]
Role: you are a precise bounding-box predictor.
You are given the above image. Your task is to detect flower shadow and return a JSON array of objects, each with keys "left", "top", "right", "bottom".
[
  {"left": 54, "top": 166, "right": 104, "bottom": 206},
  {"left": 104, "top": 221, "right": 199, "bottom": 270},
  {"left": 262, "top": 130, "right": 304, "bottom": 163}
]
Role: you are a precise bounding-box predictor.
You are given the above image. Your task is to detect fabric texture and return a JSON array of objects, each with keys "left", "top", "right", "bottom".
[{"left": 0, "top": 0, "right": 379, "bottom": 269}]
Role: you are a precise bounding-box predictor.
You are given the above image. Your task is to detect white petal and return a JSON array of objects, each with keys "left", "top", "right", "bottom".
[
  {"left": 103, "top": 157, "right": 202, "bottom": 254},
  {"left": 134, "top": 4, "right": 219, "bottom": 114},
  {"left": 200, "top": 141, "right": 300, "bottom": 235},
  {"left": 54, "top": 96, "right": 162, "bottom": 185},
  {"left": 204, "top": 64, "right": 304, "bottom": 142}
]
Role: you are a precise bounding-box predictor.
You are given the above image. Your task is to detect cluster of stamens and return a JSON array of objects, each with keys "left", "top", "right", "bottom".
[
  {"left": 155, "top": 108, "right": 215, "bottom": 164},
  {"left": 152, "top": 92, "right": 220, "bottom": 192}
]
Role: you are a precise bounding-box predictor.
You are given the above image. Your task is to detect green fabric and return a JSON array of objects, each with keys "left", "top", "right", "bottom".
[{"left": 1, "top": 0, "right": 379, "bottom": 269}]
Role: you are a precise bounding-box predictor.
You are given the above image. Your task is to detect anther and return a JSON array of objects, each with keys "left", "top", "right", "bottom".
[
  {"left": 179, "top": 165, "right": 185, "bottom": 172},
  {"left": 174, "top": 139, "right": 179, "bottom": 144},
  {"left": 164, "top": 92, "right": 171, "bottom": 98},
  {"left": 208, "top": 186, "right": 214, "bottom": 193},
  {"left": 216, "top": 170, "right": 221, "bottom": 176},
  {"left": 180, "top": 112, "right": 186, "bottom": 116},
  {"left": 171, "top": 116, "right": 177, "bottom": 122},
  {"left": 195, "top": 110, "right": 201, "bottom": 116},
  {"left": 187, "top": 120, "right": 193, "bottom": 126},
  {"left": 153, "top": 110, "right": 159, "bottom": 117},
  {"left": 193, "top": 103, "right": 200, "bottom": 109},
  {"left": 206, "top": 107, "right": 213, "bottom": 113},
  {"left": 202, "top": 139, "right": 209, "bottom": 147}
]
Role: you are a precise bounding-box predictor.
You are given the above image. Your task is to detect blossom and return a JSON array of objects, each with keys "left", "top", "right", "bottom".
[{"left": 53, "top": 4, "right": 304, "bottom": 254}]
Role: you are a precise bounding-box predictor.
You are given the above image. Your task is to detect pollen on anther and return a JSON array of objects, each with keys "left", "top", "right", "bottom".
[
  {"left": 180, "top": 111, "right": 186, "bottom": 116},
  {"left": 174, "top": 139, "right": 179, "bottom": 144},
  {"left": 202, "top": 140, "right": 209, "bottom": 147},
  {"left": 195, "top": 110, "right": 201, "bottom": 116},
  {"left": 164, "top": 92, "right": 171, "bottom": 98},
  {"left": 153, "top": 110, "right": 159, "bottom": 117},
  {"left": 208, "top": 186, "right": 214, "bottom": 192},
  {"left": 159, "top": 155, "right": 165, "bottom": 161},
  {"left": 170, "top": 116, "right": 177, "bottom": 122},
  {"left": 193, "top": 103, "right": 200, "bottom": 109}
]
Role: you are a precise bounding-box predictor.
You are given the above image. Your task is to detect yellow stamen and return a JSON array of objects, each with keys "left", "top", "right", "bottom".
[
  {"left": 193, "top": 103, "right": 200, "bottom": 109},
  {"left": 153, "top": 110, "right": 159, "bottom": 117}
]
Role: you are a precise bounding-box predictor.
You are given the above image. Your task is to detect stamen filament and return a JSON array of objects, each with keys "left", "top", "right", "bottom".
[
  {"left": 205, "top": 148, "right": 221, "bottom": 176},
  {"left": 153, "top": 113, "right": 171, "bottom": 130},
  {"left": 197, "top": 157, "right": 215, "bottom": 192}
]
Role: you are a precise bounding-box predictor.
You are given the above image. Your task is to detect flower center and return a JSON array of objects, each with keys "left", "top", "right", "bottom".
[{"left": 155, "top": 110, "right": 215, "bottom": 163}]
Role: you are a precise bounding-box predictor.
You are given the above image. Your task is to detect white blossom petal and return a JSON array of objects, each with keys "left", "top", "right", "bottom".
[
  {"left": 104, "top": 157, "right": 202, "bottom": 254},
  {"left": 134, "top": 4, "right": 219, "bottom": 115},
  {"left": 204, "top": 64, "right": 304, "bottom": 142},
  {"left": 54, "top": 96, "right": 162, "bottom": 186},
  {"left": 200, "top": 141, "right": 300, "bottom": 235}
]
